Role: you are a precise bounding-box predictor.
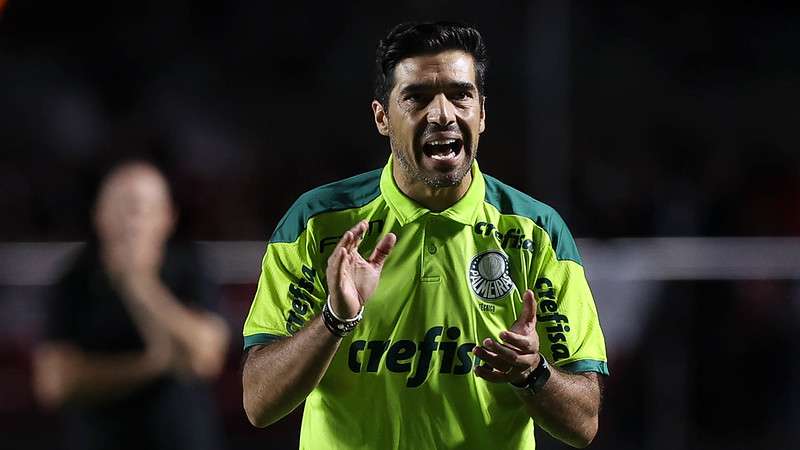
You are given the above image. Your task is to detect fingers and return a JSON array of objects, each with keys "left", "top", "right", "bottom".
[
  {"left": 483, "top": 338, "right": 523, "bottom": 362},
  {"left": 332, "top": 221, "right": 367, "bottom": 256},
  {"left": 509, "top": 289, "right": 538, "bottom": 335},
  {"left": 326, "top": 244, "right": 347, "bottom": 289},
  {"left": 472, "top": 343, "right": 501, "bottom": 365},
  {"left": 473, "top": 338, "right": 540, "bottom": 385},
  {"left": 474, "top": 338, "right": 527, "bottom": 370},
  {"left": 474, "top": 364, "right": 508, "bottom": 383},
  {"left": 332, "top": 221, "right": 396, "bottom": 267},
  {"left": 368, "top": 233, "right": 397, "bottom": 267},
  {"left": 329, "top": 229, "right": 354, "bottom": 263},
  {"left": 347, "top": 220, "right": 368, "bottom": 252},
  {"left": 499, "top": 330, "right": 536, "bottom": 353},
  {"left": 337, "top": 246, "right": 352, "bottom": 292},
  {"left": 327, "top": 221, "right": 367, "bottom": 272},
  {"left": 472, "top": 348, "right": 512, "bottom": 382}
]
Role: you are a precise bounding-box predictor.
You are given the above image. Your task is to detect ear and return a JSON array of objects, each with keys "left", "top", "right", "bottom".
[
  {"left": 479, "top": 96, "right": 486, "bottom": 134},
  {"left": 372, "top": 100, "right": 390, "bottom": 136}
]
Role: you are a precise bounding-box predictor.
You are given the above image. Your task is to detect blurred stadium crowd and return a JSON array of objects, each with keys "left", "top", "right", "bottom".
[{"left": 0, "top": 1, "right": 798, "bottom": 449}]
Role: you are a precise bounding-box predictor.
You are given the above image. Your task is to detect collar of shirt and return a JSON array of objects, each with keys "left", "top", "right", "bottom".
[{"left": 379, "top": 155, "right": 486, "bottom": 226}]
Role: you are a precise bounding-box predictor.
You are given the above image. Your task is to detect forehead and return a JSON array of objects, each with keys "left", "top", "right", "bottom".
[
  {"left": 392, "top": 50, "right": 477, "bottom": 89},
  {"left": 101, "top": 166, "right": 170, "bottom": 203}
]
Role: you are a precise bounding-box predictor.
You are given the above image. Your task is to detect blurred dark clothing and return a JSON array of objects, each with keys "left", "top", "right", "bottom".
[
  {"left": 46, "top": 242, "right": 224, "bottom": 450},
  {"left": 590, "top": 280, "right": 800, "bottom": 450}
]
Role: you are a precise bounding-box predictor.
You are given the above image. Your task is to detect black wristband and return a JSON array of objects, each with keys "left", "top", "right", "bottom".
[{"left": 321, "top": 298, "right": 362, "bottom": 338}]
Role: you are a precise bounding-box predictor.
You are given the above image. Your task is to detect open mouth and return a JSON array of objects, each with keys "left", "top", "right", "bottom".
[{"left": 422, "top": 138, "right": 463, "bottom": 161}]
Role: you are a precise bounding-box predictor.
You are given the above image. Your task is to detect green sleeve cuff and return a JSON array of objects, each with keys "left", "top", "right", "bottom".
[
  {"left": 243, "top": 333, "right": 286, "bottom": 350},
  {"left": 558, "top": 359, "right": 610, "bottom": 376}
]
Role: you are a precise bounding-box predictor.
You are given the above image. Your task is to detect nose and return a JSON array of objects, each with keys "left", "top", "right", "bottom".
[{"left": 426, "top": 93, "right": 456, "bottom": 127}]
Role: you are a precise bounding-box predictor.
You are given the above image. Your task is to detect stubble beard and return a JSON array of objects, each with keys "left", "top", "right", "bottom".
[{"left": 390, "top": 133, "right": 475, "bottom": 189}]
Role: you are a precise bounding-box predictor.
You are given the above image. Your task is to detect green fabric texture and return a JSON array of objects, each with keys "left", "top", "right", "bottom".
[{"left": 243, "top": 157, "right": 608, "bottom": 449}]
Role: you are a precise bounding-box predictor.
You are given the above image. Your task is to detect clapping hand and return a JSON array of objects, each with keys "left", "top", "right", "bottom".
[{"left": 325, "top": 220, "right": 397, "bottom": 319}]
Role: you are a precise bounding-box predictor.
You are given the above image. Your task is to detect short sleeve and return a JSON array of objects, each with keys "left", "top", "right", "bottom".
[
  {"left": 531, "top": 221, "right": 609, "bottom": 376},
  {"left": 242, "top": 229, "right": 326, "bottom": 350}
]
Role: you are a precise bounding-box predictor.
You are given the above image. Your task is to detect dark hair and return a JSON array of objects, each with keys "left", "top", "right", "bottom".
[{"left": 374, "top": 21, "right": 488, "bottom": 107}]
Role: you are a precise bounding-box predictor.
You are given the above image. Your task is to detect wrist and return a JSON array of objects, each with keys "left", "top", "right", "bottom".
[
  {"left": 327, "top": 295, "right": 361, "bottom": 320},
  {"left": 511, "top": 354, "right": 551, "bottom": 394},
  {"left": 509, "top": 366, "right": 533, "bottom": 388},
  {"left": 322, "top": 295, "right": 363, "bottom": 338}
]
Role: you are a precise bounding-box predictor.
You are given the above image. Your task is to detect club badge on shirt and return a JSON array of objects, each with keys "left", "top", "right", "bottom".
[{"left": 468, "top": 250, "right": 514, "bottom": 300}]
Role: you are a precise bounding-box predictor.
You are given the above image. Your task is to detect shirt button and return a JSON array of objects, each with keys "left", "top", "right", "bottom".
[{"left": 427, "top": 243, "right": 437, "bottom": 254}]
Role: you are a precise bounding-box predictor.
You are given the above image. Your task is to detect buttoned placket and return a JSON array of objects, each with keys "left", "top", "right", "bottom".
[{"left": 420, "top": 214, "right": 442, "bottom": 283}]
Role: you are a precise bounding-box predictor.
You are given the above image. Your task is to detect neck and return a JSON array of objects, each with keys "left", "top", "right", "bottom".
[{"left": 392, "top": 161, "right": 472, "bottom": 212}]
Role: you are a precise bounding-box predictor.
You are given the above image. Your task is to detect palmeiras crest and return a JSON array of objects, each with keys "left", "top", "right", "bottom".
[{"left": 468, "top": 250, "right": 514, "bottom": 300}]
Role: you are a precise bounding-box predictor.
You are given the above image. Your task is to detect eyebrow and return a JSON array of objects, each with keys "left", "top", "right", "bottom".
[{"left": 399, "top": 81, "right": 477, "bottom": 96}]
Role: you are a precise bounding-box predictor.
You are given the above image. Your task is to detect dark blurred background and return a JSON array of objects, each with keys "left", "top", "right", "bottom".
[{"left": 1, "top": 1, "right": 798, "bottom": 449}]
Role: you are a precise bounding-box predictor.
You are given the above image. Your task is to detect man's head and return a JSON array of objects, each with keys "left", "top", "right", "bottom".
[
  {"left": 372, "top": 22, "right": 488, "bottom": 190},
  {"left": 93, "top": 160, "right": 176, "bottom": 246}
]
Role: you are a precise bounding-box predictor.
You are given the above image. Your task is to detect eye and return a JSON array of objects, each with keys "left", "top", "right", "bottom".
[{"left": 449, "top": 91, "right": 471, "bottom": 101}]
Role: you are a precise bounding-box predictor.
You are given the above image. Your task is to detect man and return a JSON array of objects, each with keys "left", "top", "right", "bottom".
[
  {"left": 33, "top": 161, "right": 230, "bottom": 450},
  {"left": 242, "top": 21, "right": 608, "bottom": 449}
]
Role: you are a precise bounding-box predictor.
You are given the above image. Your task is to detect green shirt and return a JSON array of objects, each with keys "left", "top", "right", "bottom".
[{"left": 244, "top": 157, "right": 609, "bottom": 449}]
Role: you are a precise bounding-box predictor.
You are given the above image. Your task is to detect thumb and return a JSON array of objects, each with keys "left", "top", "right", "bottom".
[{"left": 510, "top": 289, "right": 537, "bottom": 335}]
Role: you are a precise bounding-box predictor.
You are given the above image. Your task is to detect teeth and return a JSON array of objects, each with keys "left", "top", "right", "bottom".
[
  {"left": 428, "top": 139, "right": 457, "bottom": 146},
  {"left": 431, "top": 151, "right": 456, "bottom": 160}
]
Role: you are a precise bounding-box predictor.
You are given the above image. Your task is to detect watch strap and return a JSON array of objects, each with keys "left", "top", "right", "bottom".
[{"left": 511, "top": 355, "right": 551, "bottom": 394}]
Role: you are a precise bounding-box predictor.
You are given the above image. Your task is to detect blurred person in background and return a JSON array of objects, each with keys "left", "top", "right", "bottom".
[{"left": 32, "top": 160, "right": 230, "bottom": 450}]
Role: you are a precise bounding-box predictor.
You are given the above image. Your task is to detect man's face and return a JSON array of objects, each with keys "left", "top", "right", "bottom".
[{"left": 373, "top": 50, "right": 486, "bottom": 188}]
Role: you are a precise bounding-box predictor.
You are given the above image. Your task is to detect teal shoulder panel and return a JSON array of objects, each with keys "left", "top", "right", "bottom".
[
  {"left": 483, "top": 173, "right": 582, "bottom": 265},
  {"left": 270, "top": 169, "right": 383, "bottom": 244}
]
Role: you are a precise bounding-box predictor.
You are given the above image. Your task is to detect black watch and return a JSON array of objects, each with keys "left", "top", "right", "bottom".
[{"left": 511, "top": 355, "right": 551, "bottom": 394}]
